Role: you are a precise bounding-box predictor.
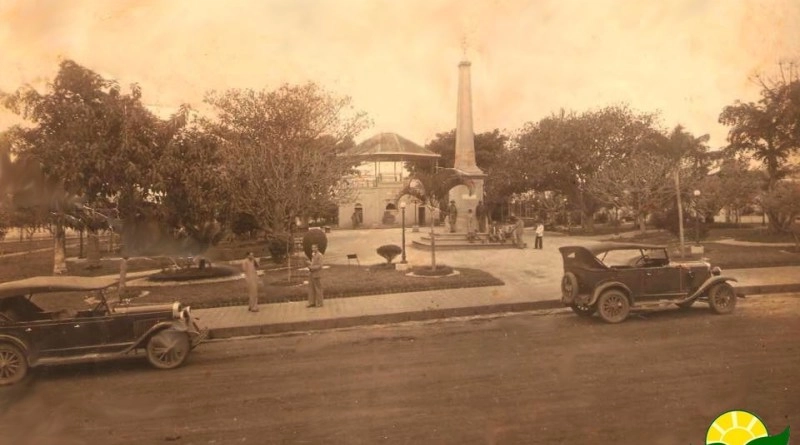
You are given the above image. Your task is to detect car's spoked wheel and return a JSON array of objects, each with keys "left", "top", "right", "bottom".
[
  {"left": 0, "top": 344, "right": 28, "bottom": 386},
  {"left": 708, "top": 282, "right": 737, "bottom": 314},
  {"left": 561, "top": 273, "right": 578, "bottom": 300},
  {"left": 146, "top": 330, "right": 191, "bottom": 370},
  {"left": 570, "top": 303, "right": 595, "bottom": 317},
  {"left": 597, "top": 290, "right": 630, "bottom": 323}
]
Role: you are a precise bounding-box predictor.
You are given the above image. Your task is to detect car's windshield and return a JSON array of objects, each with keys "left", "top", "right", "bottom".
[
  {"left": 598, "top": 250, "right": 641, "bottom": 267},
  {"left": 597, "top": 248, "right": 668, "bottom": 268}
]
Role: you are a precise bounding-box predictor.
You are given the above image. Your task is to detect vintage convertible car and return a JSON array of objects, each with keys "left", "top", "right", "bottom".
[
  {"left": 559, "top": 243, "right": 740, "bottom": 323},
  {"left": 0, "top": 276, "right": 207, "bottom": 385}
]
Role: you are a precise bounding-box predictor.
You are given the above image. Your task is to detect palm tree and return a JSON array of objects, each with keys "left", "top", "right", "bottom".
[{"left": 397, "top": 169, "right": 472, "bottom": 271}]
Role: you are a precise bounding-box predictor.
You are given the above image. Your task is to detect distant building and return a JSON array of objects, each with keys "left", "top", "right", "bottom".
[{"left": 338, "top": 132, "right": 440, "bottom": 229}]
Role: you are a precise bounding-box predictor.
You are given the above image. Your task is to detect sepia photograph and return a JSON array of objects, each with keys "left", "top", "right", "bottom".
[{"left": 0, "top": 1, "right": 799, "bottom": 443}]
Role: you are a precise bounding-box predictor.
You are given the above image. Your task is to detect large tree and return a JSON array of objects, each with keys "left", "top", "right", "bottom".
[
  {"left": 157, "top": 123, "right": 228, "bottom": 251},
  {"left": 203, "top": 83, "right": 370, "bottom": 235},
  {"left": 719, "top": 63, "right": 800, "bottom": 192},
  {"left": 514, "top": 105, "right": 662, "bottom": 232},
  {"left": 587, "top": 150, "right": 675, "bottom": 232},
  {"left": 1, "top": 60, "right": 174, "bottom": 265}
]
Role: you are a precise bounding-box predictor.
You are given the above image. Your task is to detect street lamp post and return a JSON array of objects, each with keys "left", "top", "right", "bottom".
[
  {"left": 400, "top": 201, "right": 407, "bottom": 264},
  {"left": 693, "top": 189, "right": 701, "bottom": 245}
]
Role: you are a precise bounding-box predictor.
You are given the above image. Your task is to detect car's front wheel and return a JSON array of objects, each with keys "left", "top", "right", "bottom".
[
  {"left": 708, "top": 282, "right": 737, "bottom": 314},
  {"left": 0, "top": 343, "right": 28, "bottom": 386},
  {"left": 597, "top": 289, "right": 630, "bottom": 323},
  {"left": 146, "top": 330, "right": 191, "bottom": 370}
]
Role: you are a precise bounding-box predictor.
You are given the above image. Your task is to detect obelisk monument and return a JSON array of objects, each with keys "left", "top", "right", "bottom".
[{"left": 448, "top": 58, "right": 486, "bottom": 232}]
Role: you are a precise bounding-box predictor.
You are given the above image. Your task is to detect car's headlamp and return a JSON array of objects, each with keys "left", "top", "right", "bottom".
[{"left": 711, "top": 266, "right": 722, "bottom": 276}]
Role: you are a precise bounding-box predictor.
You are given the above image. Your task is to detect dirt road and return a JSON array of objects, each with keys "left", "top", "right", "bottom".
[{"left": 2, "top": 296, "right": 799, "bottom": 445}]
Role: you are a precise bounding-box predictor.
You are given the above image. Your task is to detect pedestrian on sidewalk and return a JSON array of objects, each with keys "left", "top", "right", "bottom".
[
  {"left": 307, "top": 244, "right": 324, "bottom": 308},
  {"left": 243, "top": 252, "right": 260, "bottom": 312},
  {"left": 535, "top": 221, "right": 544, "bottom": 249}
]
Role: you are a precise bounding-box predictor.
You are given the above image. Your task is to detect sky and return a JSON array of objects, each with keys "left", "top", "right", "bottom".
[{"left": 1, "top": 0, "right": 799, "bottom": 150}]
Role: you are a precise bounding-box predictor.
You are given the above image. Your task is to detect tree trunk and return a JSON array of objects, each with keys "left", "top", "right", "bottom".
[
  {"left": 87, "top": 230, "right": 102, "bottom": 268},
  {"left": 638, "top": 214, "right": 647, "bottom": 233},
  {"left": 430, "top": 205, "right": 436, "bottom": 271},
  {"left": 53, "top": 221, "right": 68, "bottom": 275}
]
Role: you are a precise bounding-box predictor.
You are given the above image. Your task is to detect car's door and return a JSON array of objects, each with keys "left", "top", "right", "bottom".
[
  {"left": 52, "top": 314, "right": 109, "bottom": 356},
  {"left": 640, "top": 250, "right": 684, "bottom": 298}
]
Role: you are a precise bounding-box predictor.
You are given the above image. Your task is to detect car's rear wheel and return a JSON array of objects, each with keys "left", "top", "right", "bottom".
[
  {"left": 708, "top": 282, "right": 736, "bottom": 314},
  {"left": 0, "top": 343, "right": 28, "bottom": 386},
  {"left": 146, "top": 330, "right": 191, "bottom": 370},
  {"left": 597, "top": 289, "right": 630, "bottom": 323},
  {"left": 570, "top": 303, "right": 595, "bottom": 317}
]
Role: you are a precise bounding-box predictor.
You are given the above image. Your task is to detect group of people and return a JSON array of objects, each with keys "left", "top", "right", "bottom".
[
  {"left": 446, "top": 200, "right": 545, "bottom": 250},
  {"left": 242, "top": 243, "right": 325, "bottom": 313}
]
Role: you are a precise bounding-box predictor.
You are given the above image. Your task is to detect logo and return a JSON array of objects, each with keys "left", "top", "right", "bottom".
[{"left": 706, "top": 410, "right": 790, "bottom": 445}]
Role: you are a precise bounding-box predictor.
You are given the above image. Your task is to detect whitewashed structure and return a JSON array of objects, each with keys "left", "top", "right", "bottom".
[{"left": 338, "top": 133, "right": 440, "bottom": 229}]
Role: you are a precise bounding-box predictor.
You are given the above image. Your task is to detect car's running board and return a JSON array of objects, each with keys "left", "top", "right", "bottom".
[{"left": 35, "top": 352, "right": 138, "bottom": 367}]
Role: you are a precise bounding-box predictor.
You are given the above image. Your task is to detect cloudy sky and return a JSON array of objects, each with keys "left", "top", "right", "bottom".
[{"left": 1, "top": 0, "right": 798, "bottom": 149}]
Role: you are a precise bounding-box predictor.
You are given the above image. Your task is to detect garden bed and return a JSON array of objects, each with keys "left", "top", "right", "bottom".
[{"left": 121, "top": 264, "right": 504, "bottom": 309}]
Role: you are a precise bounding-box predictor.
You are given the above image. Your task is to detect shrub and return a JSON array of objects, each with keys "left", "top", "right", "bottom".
[
  {"left": 376, "top": 244, "right": 402, "bottom": 264},
  {"left": 266, "top": 233, "right": 293, "bottom": 263},
  {"left": 652, "top": 205, "right": 709, "bottom": 242},
  {"left": 302, "top": 229, "right": 328, "bottom": 260}
]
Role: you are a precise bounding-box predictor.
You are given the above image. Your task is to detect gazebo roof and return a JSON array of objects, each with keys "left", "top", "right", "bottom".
[{"left": 346, "top": 133, "right": 440, "bottom": 161}]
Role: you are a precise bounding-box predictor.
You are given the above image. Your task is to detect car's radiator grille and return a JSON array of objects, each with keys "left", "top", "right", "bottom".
[{"left": 133, "top": 318, "right": 160, "bottom": 337}]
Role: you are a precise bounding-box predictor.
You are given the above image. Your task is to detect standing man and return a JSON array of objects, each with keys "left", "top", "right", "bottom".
[
  {"left": 535, "top": 221, "right": 544, "bottom": 249},
  {"left": 307, "top": 244, "right": 324, "bottom": 308},
  {"left": 514, "top": 216, "right": 525, "bottom": 248},
  {"left": 475, "top": 200, "right": 487, "bottom": 233},
  {"left": 448, "top": 200, "right": 458, "bottom": 233},
  {"left": 243, "top": 252, "right": 260, "bottom": 312}
]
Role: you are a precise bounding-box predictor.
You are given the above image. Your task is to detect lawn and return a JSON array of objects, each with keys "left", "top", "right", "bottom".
[
  {"left": 593, "top": 225, "right": 800, "bottom": 269},
  {"left": 1, "top": 245, "right": 503, "bottom": 309},
  {"left": 123, "top": 264, "right": 503, "bottom": 309}
]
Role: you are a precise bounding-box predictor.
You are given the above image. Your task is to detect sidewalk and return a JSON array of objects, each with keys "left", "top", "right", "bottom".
[{"left": 198, "top": 269, "right": 800, "bottom": 339}]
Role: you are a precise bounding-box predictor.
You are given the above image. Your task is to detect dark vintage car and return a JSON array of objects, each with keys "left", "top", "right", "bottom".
[
  {"left": 0, "top": 276, "right": 206, "bottom": 385},
  {"left": 559, "top": 243, "right": 740, "bottom": 323}
]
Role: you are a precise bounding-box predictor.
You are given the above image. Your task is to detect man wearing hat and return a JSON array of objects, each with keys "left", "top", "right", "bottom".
[{"left": 447, "top": 200, "right": 458, "bottom": 233}]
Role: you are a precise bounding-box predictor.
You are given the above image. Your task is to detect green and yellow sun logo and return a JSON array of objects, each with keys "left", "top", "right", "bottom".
[{"left": 706, "top": 410, "right": 790, "bottom": 445}]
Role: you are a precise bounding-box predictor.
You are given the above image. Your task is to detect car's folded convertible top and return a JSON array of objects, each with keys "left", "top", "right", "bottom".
[{"left": 0, "top": 276, "right": 119, "bottom": 298}]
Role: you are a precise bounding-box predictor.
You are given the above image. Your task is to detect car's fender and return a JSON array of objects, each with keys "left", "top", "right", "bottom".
[
  {"left": 0, "top": 335, "right": 29, "bottom": 355},
  {"left": 589, "top": 281, "right": 632, "bottom": 306},
  {"left": 688, "top": 276, "right": 739, "bottom": 300},
  {"left": 124, "top": 320, "right": 191, "bottom": 353}
]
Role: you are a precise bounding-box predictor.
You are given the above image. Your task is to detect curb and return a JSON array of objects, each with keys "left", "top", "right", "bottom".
[
  {"left": 208, "top": 300, "right": 563, "bottom": 339},
  {"left": 206, "top": 284, "right": 800, "bottom": 340}
]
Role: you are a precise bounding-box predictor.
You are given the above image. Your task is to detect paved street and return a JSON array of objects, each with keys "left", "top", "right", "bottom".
[{"left": 2, "top": 295, "right": 798, "bottom": 445}]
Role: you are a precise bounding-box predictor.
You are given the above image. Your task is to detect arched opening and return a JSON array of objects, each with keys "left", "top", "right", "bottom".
[
  {"left": 382, "top": 203, "right": 397, "bottom": 224},
  {"left": 351, "top": 204, "right": 364, "bottom": 228}
]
